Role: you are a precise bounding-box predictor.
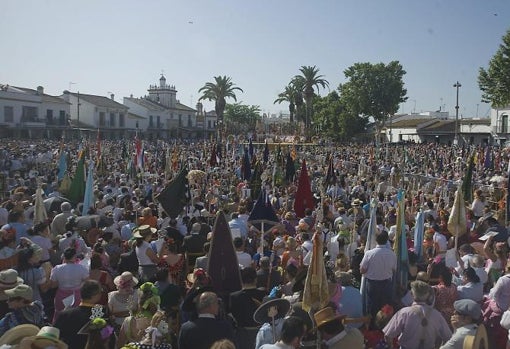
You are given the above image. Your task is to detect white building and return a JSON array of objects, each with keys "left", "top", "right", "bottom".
[
  {"left": 60, "top": 91, "right": 129, "bottom": 139},
  {"left": 123, "top": 75, "right": 205, "bottom": 139},
  {"left": 490, "top": 105, "right": 510, "bottom": 145},
  {"left": 0, "top": 84, "right": 70, "bottom": 138}
]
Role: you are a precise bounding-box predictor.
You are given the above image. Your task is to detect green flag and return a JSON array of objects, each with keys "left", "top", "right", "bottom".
[{"left": 68, "top": 151, "right": 86, "bottom": 204}]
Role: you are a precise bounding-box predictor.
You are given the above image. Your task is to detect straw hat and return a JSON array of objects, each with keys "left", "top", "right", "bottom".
[
  {"left": 0, "top": 269, "right": 23, "bottom": 289},
  {"left": 314, "top": 306, "right": 346, "bottom": 328},
  {"left": 5, "top": 284, "right": 33, "bottom": 301},
  {"left": 253, "top": 298, "right": 291, "bottom": 324},
  {"left": 113, "top": 272, "right": 138, "bottom": 288},
  {"left": 18, "top": 326, "right": 68, "bottom": 349},
  {"left": 132, "top": 225, "right": 157, "bottom": 238},
  {"left": 0, "top": 324, "right": 39, "bottom": 346},
  {"left": 351, "top": 199, "right": 363, "bottom": 207}
]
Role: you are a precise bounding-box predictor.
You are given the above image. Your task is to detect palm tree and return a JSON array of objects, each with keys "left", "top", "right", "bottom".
[
  {"left": 274, "top": 84, "right": 298, "bottom": 123},
  {"left": 198, "top": 76, "right": 243, "bottom": 124},
  {"left": 293, "top": 66, "right": 329, "bottom": 128}
]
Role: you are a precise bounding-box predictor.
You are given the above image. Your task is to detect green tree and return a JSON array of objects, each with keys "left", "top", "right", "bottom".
[
  {"left": 198, "top": 76, "right": 243, "bottom": 123},
  {"left": 293, "top": 66, "right": 329, "bottom": 128},
  {"left": 274, "top": 84, "right": 300, "bottom": 123},
  {"left": 339, "top": 61, "right": 407, "bottom": 142},
  {"left": 224, "top": 103, "right": 261, "bottom": 132},
  {"left": 478, "top": 29, "right": 510, "bottom": 107},
  {"left": 313, "top": 92, "right": 368, "bottom": 141}
]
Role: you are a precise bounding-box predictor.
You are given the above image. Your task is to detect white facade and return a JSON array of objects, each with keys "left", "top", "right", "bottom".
[
  {"left": 490, "top": 106, "right": 510, "bottom": 142},
  {"left": 0, "top": 84, "right": 70, "bottom": 138}
]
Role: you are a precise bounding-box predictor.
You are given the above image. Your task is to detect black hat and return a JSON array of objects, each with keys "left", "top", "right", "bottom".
[{"left": 253, "top": 298, "right": 290, "bottom": 324}]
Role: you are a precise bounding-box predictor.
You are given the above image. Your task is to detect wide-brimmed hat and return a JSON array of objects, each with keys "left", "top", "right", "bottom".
[
  {"left": 351, "top": 199, "right": 363, "bottom": 207},
  {"left": 18, "top": 326, "right": 68, "bottom": 349},
  {"left": 132, "top": 224, "right": 157, "bottom": 238},
  {"left": 253, "top": 298, "right": 291, "bottom": 324},
  {"left": 5, "top": 284, "right": 33, "bottom": 301},
  {"left": 0, "top": 269, "right": 23, "bottom": 289},
  {"left": 0, "top": 324, "right": 39, "bottom": 346},
  {"left": 314, "top": 306, "right": 346, "bottom": 328},
  {"left": 186, "top": 268, "right": 210, "bottom": 285},
  {"left": 113, "top": 271, "right": 138, "bottom": 288}
]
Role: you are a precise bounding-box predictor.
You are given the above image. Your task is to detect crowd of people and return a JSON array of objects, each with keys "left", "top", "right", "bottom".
[{"left": 0, "top": 137, "right": 509, "bottom": 349}]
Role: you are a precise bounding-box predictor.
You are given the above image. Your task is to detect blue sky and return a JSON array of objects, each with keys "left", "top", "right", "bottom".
[{"left": 2, "top": 0, "right": 509, "bottom": 119}]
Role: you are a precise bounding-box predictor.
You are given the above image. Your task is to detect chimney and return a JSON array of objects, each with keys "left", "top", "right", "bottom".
[
  {"left": 110, "top": 94, "right": 114, "bottom": 100},
  {"left": 36, "top": 86, "right": 44, "bottom": 95}
]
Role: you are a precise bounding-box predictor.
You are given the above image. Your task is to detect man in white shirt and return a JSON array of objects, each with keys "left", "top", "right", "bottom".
[
  {"left": 234, "top": 237, "right": 252, "bottom": 269},
  {"left": 360, "top": 231, "right": 397, "bottom": 318}
]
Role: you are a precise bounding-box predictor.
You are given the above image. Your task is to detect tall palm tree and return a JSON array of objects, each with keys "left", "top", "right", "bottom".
[
  {"left": 274, "top": 84, "right": 298, "bottom": 123},
  {"left": 293, "top": 66, "right": 329, "bottom": 128},
  {"left": 198, "top": 76, "right": 243, "bottom": 123}
]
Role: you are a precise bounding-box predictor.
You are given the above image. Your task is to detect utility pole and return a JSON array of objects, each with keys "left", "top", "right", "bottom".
[{"left": 453, "top": 81, "right": 461, "bottom": 146}]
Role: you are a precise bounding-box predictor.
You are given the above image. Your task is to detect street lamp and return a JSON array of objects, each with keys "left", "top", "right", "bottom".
[{"left": 453, "top": 81, "right": 461, "bottom": 145}]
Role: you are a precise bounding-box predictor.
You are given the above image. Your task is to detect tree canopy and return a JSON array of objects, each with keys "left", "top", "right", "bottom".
[
  {"left": 339, "top": 61, "right": 407, "bottom": 133},
  {"left": 292, "top": 66, "right": 329, "bottom": 127},
  {"left": 224, "top": 103, "right": 261, "bottom": 132},
  {"left": 198, "top": 76, "right": 243, "bottom": 121},
  {"left": 478, "top": 28, "right": 510, "bottom": 108}
]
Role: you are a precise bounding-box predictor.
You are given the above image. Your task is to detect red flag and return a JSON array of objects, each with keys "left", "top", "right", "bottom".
[{"left": 294, "top": 159, "right": 315, "bottom": 218}]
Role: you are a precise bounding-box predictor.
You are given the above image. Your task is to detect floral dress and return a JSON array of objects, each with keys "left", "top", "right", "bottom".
[{"left": 433, "top": 283, "right": 458, "bottom": 323}]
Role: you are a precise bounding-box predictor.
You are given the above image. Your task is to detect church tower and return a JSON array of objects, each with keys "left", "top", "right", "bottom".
[{"left": 147, "top": 74, "right": 177, "bottom": 108}]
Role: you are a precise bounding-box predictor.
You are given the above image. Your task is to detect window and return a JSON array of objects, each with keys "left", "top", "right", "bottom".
[
  {"left": 59, "top": 111, "right": 66, "bottom": 125},
  {"left": 110, "top": 112, "right": 115, "bottom": 127},
  {"left": 178, "top": 114, "right": 182, "bottom": 127},
  {"left": 3, "top": 106, "right": 13, "bottom": 122},
  {"left": 22, "top": 106, "right": 38, "bottom": 122},
  {"left": 208, "top": 120, "right": 211, "bottom": 129},
  {"left": 46, "top": 109, "right": 53, "bottom": 122},
  {"left": 187, "top": 115, "right": 192, "bottom": 127},
  {"left": 99, "top": 112, "right": 106, "bottom": 127},
  {"left": 502, "top": 114, "right": 509, "bottom": 133},
  {"left": 119, "top": 113, "right": 125, "bottom": 127},
  {"left": 157, "top": 115, "right": 161, "bottom": 128},
  {"left": 149, "top": 115, "right": 154, "bottom": 127}
]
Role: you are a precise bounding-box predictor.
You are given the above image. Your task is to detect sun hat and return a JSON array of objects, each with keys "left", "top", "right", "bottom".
[
  {"left": 313, "top": 306, "right": 346, "bottom": 328},
  {"left": 0, "top": 269, "right": 23, "bottom": 289},
  {"left": 132, "top": 225, "right": 157, "bottom": 238},
  {"left": 113, "top": 272, "right": 138, "bottom": 289},
  {"left": 253, "top": 297, "right": 291, "bottom": 324},
  {"left": 18, "top": 326, "right": 68, "bottom": 349},
  {"left": 5, "top": 284, "right": 33, "bottom": 301},
  {"left": 0, "top": 324, "right": 39, "bottom": 346}
]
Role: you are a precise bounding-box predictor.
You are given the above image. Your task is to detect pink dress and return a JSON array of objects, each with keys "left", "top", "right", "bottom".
[{"left": 433, "top": 283, "right": 458, "bottom": 323}]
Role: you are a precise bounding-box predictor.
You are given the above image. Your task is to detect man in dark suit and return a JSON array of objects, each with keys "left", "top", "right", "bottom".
[
  {"left": 182, "top": 223, "right": 207, "bottom": 268},
  {"left": 54, "top": 280, "right": 109, "bottom": 349},
  {"left": 256, "top": 256, "right": 282, "bottom": 291},
  {"left": 178, "top": 291, "right": 235, "bottom": 349},
  {"left": 229, "top": 267, "right": 266, "bottom": 349}
]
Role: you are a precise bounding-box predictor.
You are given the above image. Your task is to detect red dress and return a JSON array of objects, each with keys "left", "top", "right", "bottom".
[{"left": 159, "top": 254, "right": 186, "bottom": 285}]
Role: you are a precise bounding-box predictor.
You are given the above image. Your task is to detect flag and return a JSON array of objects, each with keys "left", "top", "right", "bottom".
[
  {"left": 135, "top": 136, "right": 143, "bottom": 170},
  {"left": 413, "top": 210, "right": 425, "bottom": 261},
  {"left": 324, "top": 154, "right": 337, "bottom": 185},
  {"left": 361, "top": 198, "right": 378, "bottom": 315},
  {"left": 285, "top": 152, "right": 295, "bottom": 183},
  {"left": 67, "top": 150, "right": 86, "bottom": 204},
  {"left": 263, "top": 140, "right": 269, "bottom": 163},
  {"left": 241, "top": 147, "right": 251, "bottom": 181},
  {"left": 155, "top": 167, "right": 189, "bottom": 218},
  {"left": 461, "top": 152, "right": 475, "bottom": 203},
  {"left": 393, "top": 189, "right": 408, "bottom": 298},
  {"left": 57, "top": 149, "right": 67, "bottom": 181},
  {"left": 82, "top": 160, "right": 95, "bottom": 216},
  {"left": 210, "top": 143, "right": 218, "bottom": 167},
  {"left": 447, "top": 188, "right": 466, "bottom": 237},
  {"left": 484, "top": 146, "right": 492, "bottom": 170},
  {"left": 302, "top": 232, "right": 329, "bottom": 312},
  {"left": 249, "top": 138, "right": 254, "bottom": 160},
  {"left": 96, "top": 128, "right": 101, "bottom": 161},
  {"left": 207, "top": 211, "right": 242, "bottom": 296},
  {"left": 294, "top": 159, "right": 314, "bottom": 218},
  {"left": 249, "top": 189, "right": 280, "bottom": 254},
  {"left": 34, "top": 187, "right": 47, "bottom": 225}
]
